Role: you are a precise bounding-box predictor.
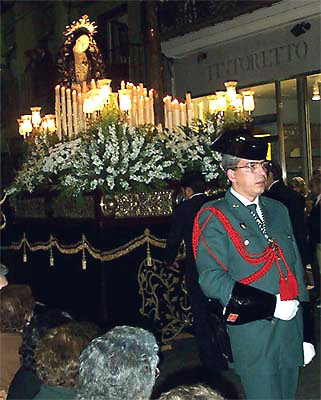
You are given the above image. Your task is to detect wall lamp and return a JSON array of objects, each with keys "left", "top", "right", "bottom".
[
  {"left": 290, "top": 22, "right": 311, "bottom": 37},
  {"left": 312, "top": 81, "right": 320, "bottom": 101}
]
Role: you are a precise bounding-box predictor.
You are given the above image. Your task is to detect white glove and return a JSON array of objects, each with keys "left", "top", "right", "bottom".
[
  {"left": 303, "top": 342, "right": 316, "bottom": 366},
  {"left": 273, "top": 294, "right": 299, "bottom": 320}
]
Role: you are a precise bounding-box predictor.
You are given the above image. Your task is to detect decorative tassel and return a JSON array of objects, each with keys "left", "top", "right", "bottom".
[
  {"left": 82, "top": 249, "right": 87, "bottom": 270},
  {"left": 144, "top": 228, "right": 152, "bottom": 266},
  {"left": 82, "top": 234, "right": 86, "bottom": 270},
  {"left": 23, "top": 234, "right": 27, "bottom": 263},
  {"left": 49, "top": 235, "right": 54, "bottom": 267},
  {"left": 50, "top": 248, "right": 54, "bottom": 267},
  {"left": 280, "top": 270, "right": 299, "bottom": 300},
  {"left": 146, "top": 241, "right": 152, "bottom": 266}
]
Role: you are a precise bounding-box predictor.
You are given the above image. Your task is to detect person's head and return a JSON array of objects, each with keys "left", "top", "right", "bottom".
[
  {"left": 0, "top": 284, "right": 35, "bottom": 333},
  {"left": 34, "top": 321, "right": 100, "bottom": 388},
  {"left": 309, "top": 174, "right": 321, "bottom": 197},
  {"left": 180, "top": 170, "right": 206, "bottom": 199},
  {"left": 212, "top": 128, "right": 276, "bottom": 201},
  {"left": 19, "top": 308, "right": 73, "bottom": 372},
  {"left": 0, "top": 264, "right": 8, "bottom": 290},
  {"left": 221, "top": 154, "right": 270, "bottom": 201},
  {"left": 158, "top": 383, "right": 225, "bottom": 400},
  {"left": 289, "top": 176, "right": 308, "bottom": 196},
  {"left": 264, "top": 160, "right": 282, "bottom": 189},
  {"left": 77, "top": 325, "right": 159, "bottom": 400}
]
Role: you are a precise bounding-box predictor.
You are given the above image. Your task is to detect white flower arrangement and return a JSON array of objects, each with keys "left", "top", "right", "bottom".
[{"left": 7, "top": 109, "right": 229, "bottom": 199}]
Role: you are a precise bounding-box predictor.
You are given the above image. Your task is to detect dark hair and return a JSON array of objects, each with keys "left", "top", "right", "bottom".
[
  {"left": 19, "top": 309, "right": 73, "bottom": 371},
  {"left": 72, "top": 28, "right": 91, "bottom": 43},
  {"left": 0, "top": 284, "right": 35, "bottom": 332},
  {"left": 76, "top": 325, "right": 159, "bottom": 400},
  {"left": 180, "top": 170, "right": 206, "bottom": 193},
  {"left": 34, "top": 321, "right": 100, "bottom": 388},
  {"left": 268, "top": 160, "right": 282, "bottom": 181}
]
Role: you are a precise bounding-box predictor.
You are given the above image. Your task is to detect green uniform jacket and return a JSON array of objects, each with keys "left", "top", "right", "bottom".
[{"left": 194, "top": 189, "right": 308, "bottom": 375}]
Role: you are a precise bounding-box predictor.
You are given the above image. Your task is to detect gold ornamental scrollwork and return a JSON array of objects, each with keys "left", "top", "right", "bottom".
[
  {"left": 138, "top": 258, "right": 192, "bottom": 343},
  {"left": 100, "top": 190, "right": 175, "bottom": 218}
]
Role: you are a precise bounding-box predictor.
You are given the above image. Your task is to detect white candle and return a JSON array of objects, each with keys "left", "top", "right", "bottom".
[
  {"left": 144, "top": 97, "right": 150, "bottom": 124},
  {"left": 172, "top": 99, "right": 180, "bottom": 130},
  {"left": 72, "top": 90, "right": 78, "bottom": 136},
  {"left": 138, "top": 96, "right": 144, "bottom": 125},
  {"left": 66, "top": 88, "right": 73, "bottom": 138},
  {"left": 55, "top": 85, "right": 62, "bottom": 140},
  {"left": 132, "top": 87, "right": 137, "bottom": 127},
  {"left": 60, "top": 86, "right": 67, "bottom": 137},
  {"left": 180, "top": 102, "right": 186, "bottom": 126},
  {"left": 149, "top": 89, "right": 154, "bottom": 125}
]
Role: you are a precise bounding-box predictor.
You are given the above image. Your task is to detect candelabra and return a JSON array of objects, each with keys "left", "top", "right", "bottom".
[{"left": 17, "top": 107, "right": 56, "bottom": 139}]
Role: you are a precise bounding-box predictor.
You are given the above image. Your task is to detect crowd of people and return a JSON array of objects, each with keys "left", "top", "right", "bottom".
[
  {"left": 1, "top": 127, "right": 319, "bottom": 400},
  {"left": 0, "top": 282, "right": 226, "bottom": 400}
]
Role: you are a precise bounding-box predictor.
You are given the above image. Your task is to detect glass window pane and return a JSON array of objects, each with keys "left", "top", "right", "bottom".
[
  {"left": 280, "top": 79, "right": 302, "bottom": 180},
  {"left": 240, "top": 83, "right": 277, "bottom": 160},
  {"left": 307, "top": 74, "right": 321, "bottom": 174}
]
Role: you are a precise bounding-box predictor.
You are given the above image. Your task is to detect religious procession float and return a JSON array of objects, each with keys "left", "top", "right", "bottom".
[{"left": 1, "top": 15, "right": 257, "bottom": 343}]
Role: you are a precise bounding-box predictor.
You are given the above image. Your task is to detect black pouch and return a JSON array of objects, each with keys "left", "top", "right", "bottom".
[{"left": 207, "top": 298, "right": 233, "bottom": 362}]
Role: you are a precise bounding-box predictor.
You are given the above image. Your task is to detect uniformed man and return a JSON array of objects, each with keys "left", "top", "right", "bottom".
[
  {"left": 164, "top": 171, "right": 227, "bottom": 378},
  {"left": 193, "top": 128, "right": 316, "bottom": 399}
]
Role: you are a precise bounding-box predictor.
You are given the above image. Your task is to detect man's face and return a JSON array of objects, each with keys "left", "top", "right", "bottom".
[
  {"left": 0, "top": 275, "right": 8, "bottom": 290},
  {"left": 226, "top": 159, "right": 268, "bottom": 201}
]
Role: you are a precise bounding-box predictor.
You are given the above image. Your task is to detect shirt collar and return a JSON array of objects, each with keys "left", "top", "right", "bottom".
[
  {"left": 190, "top": 192, "right": 204, "bottom": 199},
  {"left": 230, "top": 187, "right": 259, "bottom": 207},
  {"left": 267, "top": 179, "right": 279, "bottom": 191}
]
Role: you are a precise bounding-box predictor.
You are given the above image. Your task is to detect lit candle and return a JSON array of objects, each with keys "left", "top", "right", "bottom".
[
  {"left": 198, "top": 101, "right": 204, "bottom": 122},
  {"left": 30, "top": 107, "right": 41, "bottom": 128},
  {"left": 144, "top": 97, "right": 150, "bottom": 124},
  {"left": 163, "top": 96, "right": 171, "bottom": 130},
  {"left": 55, "top": 85, "right": 62, "bottom": 140},
  {"left": 66, "top": 88, "right": 73, "bottom": 138},
  {"left": 171, "top": 99, "right": 178, "bottom": 130},
  {"left": 77, "top": 93, "right": 84, "bottom": 131},
  {"left": 138, "top": 95, "right": 144, "bottom": 125},
  {"left": 60, "top": 86, "right": 67, "bottom": 137},
  {"left": 186, "top": 92, "right": 193, "bottom": 126},
  {"left": 72, "top": 90, "right": 78, "bottom": 136},
  {"left": 180, "top": 102, "right": 186, "bottom": 126},
  {"left": 132, "top": 86, "right": 138, "bottom": 127},
  {"left": 149, "top": 89, "right": 154, "bottom": 125}
]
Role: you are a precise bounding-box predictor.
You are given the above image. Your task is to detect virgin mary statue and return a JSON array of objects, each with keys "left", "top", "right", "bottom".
[{"left": 56, "top": 15, "right": 105, "bottom": 88}]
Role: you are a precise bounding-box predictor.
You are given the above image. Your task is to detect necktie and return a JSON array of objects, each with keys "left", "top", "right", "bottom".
[
  {"left": 247, "top": 204, "right": 267, "bottom": 236},
  {"left": 247, "top": 204, "right": 261, "bottom": 221}
]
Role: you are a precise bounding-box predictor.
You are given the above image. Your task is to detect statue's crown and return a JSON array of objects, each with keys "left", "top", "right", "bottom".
[{"left": 64, "top": 14, "right": 97, "bottom": 37}]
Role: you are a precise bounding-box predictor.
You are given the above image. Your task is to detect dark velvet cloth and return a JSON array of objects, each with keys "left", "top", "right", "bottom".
[
  {"left": 263, "top": 180, "right": 310, "bottom": 265},
  {"left": 7, "top": 367, "right": 41, "bottom": 400},
  {"left": 164, "top": 193, "right": 227, "bottom": 372}
]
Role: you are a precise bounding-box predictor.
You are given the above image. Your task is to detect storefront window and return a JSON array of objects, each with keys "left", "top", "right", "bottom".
[
  {"left": 307, "top": 73, "right": 321, "bottom": 174},
  {"left": 240, "top": 83, "right": 277, "bottom": 161},
  {"left": 279, "top": 79, "right": 303, "bottom": 180}
]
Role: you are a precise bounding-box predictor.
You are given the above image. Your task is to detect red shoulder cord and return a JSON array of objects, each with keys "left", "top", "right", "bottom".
[{"left": 192, "top": 206, "right": 299, "bottom": 300}]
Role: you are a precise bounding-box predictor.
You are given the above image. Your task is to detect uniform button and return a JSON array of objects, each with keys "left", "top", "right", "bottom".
[
  {"left": 244, "top": 239, "right": 250, "bottom": 246},
  {"left": 288, "top": 235, "right": 291, "bottom": 239}
]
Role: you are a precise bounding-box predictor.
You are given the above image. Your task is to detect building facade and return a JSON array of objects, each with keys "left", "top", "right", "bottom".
[{"left": 161, "top": 0, "right": 321, "bottom": 181}]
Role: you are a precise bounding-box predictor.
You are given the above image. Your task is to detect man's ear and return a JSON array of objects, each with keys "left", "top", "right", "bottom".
[{"left": 226, "top": 168, "right": 236, "bottom": 183}]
